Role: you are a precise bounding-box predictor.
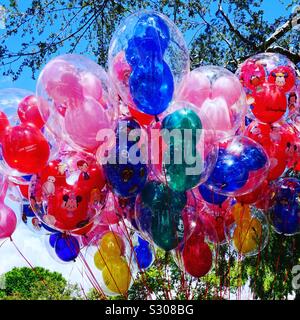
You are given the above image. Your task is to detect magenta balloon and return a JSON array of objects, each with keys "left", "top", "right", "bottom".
[
  {"left": 177, "top": 72, "right": 210, "bottom": 107},
  {"left": 0, "top": 204, "right": 17, "bottom": 239},
  {"left": 80, "top": 71, "right": 103, "bottom": 102},
  {"left": 211, "top": 76, "right": 243, "bottom": 107},
  {"left": 99, "top": 192, "right": 120, "bottom": 225},
  {"left": 42, "top": 59, "right": 83, "bottom": 107},
  {"left": 0, "top": 183, "right": 17, "bottom": 239},
  {"left": 64, "top": 96, "right": 110, "bottom": 152}
]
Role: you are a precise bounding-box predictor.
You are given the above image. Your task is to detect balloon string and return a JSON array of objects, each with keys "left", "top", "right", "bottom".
[
  {"left": 117, "top": 214, "right": 154, "bottom": 299},
  {"left": 78, "top": 252, "right": 107, "bottom": 299},
  {"left": 270, "top": 235, "right": 284, "bottom": 298}
]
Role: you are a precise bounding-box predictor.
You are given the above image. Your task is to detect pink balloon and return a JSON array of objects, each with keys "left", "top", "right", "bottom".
[
  {"left": 211, "top": 76, "right": 243, "bottom": 106},
  {"left": 64, "top": 96, "right": 110, "bottom": 152},
  {"left": 99, "top": 192, "right": 120, "bottom": 225},
  {"left": 41, "top": 59, "right": 84, "bottom": 107},
  {"left": 201, "top": 97, "right": 233, "bottom": 132},
  {"left": 0, "top": 183, "right": 17, "bottom": 239},
  {"left": 80, "top": 71, "right": 103, "bottom": 102},
  {"left": 177, "top": 71, "right": 211, "bottom": 107},
  {"left": 81, "top": 222, "right": 109, "bottom": 246}
]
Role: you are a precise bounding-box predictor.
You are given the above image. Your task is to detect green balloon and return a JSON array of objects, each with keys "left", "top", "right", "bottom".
[
  {"left": 163, "top": 144, "right": 203, "bottom": 192},
  {"left": 161, "top": 108, "right": 202, "bottom": 146},
  {"left": 140, "top": 181, "right": 187, "bottom": 251}
]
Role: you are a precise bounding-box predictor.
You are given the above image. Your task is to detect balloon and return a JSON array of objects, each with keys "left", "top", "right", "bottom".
[
  {"left": 199, "top": 184, "right": 228, "bottom": 205},
  {"left": 103, "top": 118, "right": 148, "bottom": 198},
  {"left": 237, "top": 52, "right": 298, "bottom": 124},
  {"left": 36, "top": 54, "right": 117, "bottom": 153},
  {"left": 29, "top": 151, "right": 107, "bottom": 233},
  {"left": 245, "top": 120, "right": 291, "bottom": 180},
  {"left": 54, "top": 233, "right": 80, "bottom": 262},
  {"left": 176, "top": 66, "right": 247, "bottom": 139},
  {"left": 152, "top": 101, "right": 218, "bottom": 192},
  {"left": 18, "top": 95, "right": 45, "bottom": 129},
  {"left": 182, "top": 234, "right": 212, "bottom": 278},
  {"left": 133, "top": 234, "right": 155, "bottom": 270},
  {"left": 102, "top": 257, "right": 131, "bottom": 295},
  {"left": 0, "top": 182, "right": 17, "bottom": 239},
  {"left": 251, "top": 83, "right": 287, "bottom": 124},
  {"left": 227, "top": 203, "right": 269, "bottom": 256},
  {"left": 135, "top": 180, "right": 189, "bottom": 251},
  {"left": 205, "top": 136, "right": 269, "bottom": 196},
  {"left": 99, "top": 231, "right": 125, "bottom": 257},
  {"left": 236, "top": 179, "right": 269, "bottom": 205},
  {"left": 2, "top": 123, "right": 50, "bottom": 174},
  {"left": 268, "top": 178, "right": 300, "bottom": 236},
  {"left": 0, "top": 111, "right": 9, "bottom": 142},
  {"left": 108, "top": 10, "right": 189, "bottom": 116}
]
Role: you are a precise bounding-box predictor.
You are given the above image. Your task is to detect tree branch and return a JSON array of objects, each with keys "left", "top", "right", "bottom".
[
  {"left": 217, "top": 0, "right": 257, "bottom": 49},
  {"left": 266, "top": 45, "right": 300, "bottom": 64}
]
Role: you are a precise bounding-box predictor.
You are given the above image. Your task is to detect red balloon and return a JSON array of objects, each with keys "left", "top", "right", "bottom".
[
  {"left": 128, "top": 106, "right": 154, "bottom": 126},
  {"left": 18, "top": 95, "right": 45, "bottom": 129},
  {"left": 268, "top": 66, "right": 296, "bottom": 93},
  {"left": 240, "top": 59, "right": 266, "bottom": 91},
  {"left": 182, "top": 235, "right": 212, "bottom": 277},
  {"left": 18, "top": 184, "right": 29, "bottom": 199},
  {"left": 245, "top": 121, "right": 288, "bottom": 180},
  {"left": 2, "top": 123, "right": 50, "bottom": 174},
  {"left": 251, "top": 83, "right": 287, "bottom": 123},
  {"left": 0, "top": 111, "right": 9, "bottom": 142}
]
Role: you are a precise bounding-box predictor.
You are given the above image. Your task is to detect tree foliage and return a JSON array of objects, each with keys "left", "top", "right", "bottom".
[{"left": 0, "top": 267, "right": 82, "bottom": 300}]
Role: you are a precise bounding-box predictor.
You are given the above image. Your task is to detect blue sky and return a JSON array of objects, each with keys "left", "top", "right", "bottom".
[{"left": 0, "top": 0, "right": 297, "bottom": 294}]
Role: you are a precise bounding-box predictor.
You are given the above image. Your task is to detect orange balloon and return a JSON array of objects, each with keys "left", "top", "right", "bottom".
[{"left": 99, "top": 231, "right": 125, "bottom": 257}]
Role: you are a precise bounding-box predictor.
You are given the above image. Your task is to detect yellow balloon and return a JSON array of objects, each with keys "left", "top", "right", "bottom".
[
  {"left": 232, "top": 203, "right": 251, "bottom": 225},
  {"left": 99, "top": 231, "right": 124, "bottom": 257},
  {"left": 102, "top": 257, "right": 131, "bottom": 295},
  {"left": 94, "top": 249, "right": 109, "bottom": 270},
  {"left": 233, "top": 218, "right": 262, "bottom": 254}
]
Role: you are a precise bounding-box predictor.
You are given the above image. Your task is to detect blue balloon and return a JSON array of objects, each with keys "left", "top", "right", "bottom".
[
  {"left": 269, "top": 178, "right": 300, "bottom": 235},
  {"left": 129, "top": 60, "right": 174, "bottom": 115},
  {"left": 273, "top": 204, "right": 299, "bottom": 234},
  {"left": 54, "top": 234, "right": 80, "bottom": 262},
  {"left": 206, "top": 148, "right": 249, "bottom": 192},
  {"left": 103, "top": 149, "right": 148, "bottom": 198},
  {"left": 23, "top": 204, "right": 35, "bottom": 217},
  {"left": 126, "top": 37, "right": 163, "bottom": 67},
  {"left": 134, "top": 13, "right": 170, "bottom": 51},
  {"left": 241, "top": 146, "right": 268, "bottom": 171},
  {"left": 199, "top": 184, "right": 228, "bottom": 205},
  {"left": 134, "top": 243, "right": 153, "bottom": 269},
  {"left": 49, "top": 233, "right": 61, "bottom": 248}
]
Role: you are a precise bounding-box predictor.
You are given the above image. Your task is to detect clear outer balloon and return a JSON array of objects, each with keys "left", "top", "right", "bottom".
[
  {"left": 189, "top": 189, "right": 235, "bottom": 245},
  {"left": 29, "top": 150, "right": 107, "bottom": 234},
  {"left": 204, "top": 135, "right": 270, "bottom": 196},
  {"left": 0, "top": 181, "right": 17, "bottom": 239},
  {"left": 36, "top": 54, "right": 118, "bottom": 153},
  {"left": 236, "top": 52, "right": 298, "bottom": 124},
  {"left": 268, "top": 178, "right": 300, "bottom": 236},
  {"left": 245, "top": 120, "right": 295, "bottom": 180},
  {"left": 135, "top": 180, "right": 197, "bottom": 251},
  {"left": 150, "top": 101, "right": 218, "bottom": 192},
  {"left": 108, "top": 10, "right": 189, "bottom": 116},
  {"left": 99, "top": 192, "right": 122, "bottom": 225},
  {"left": 176, "top": 66, "right": 247, "bottom": 139},
  {"left": 226, "top": 203, "right": 269, "bottom": 257},
  {"left": 81, "top": 228, "right": 137, "bottom": 297}
]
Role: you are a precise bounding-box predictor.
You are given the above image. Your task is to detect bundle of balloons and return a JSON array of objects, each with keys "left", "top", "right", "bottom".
[{"left": 0, "top": 10, "right": 299, "bottom": 297}]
